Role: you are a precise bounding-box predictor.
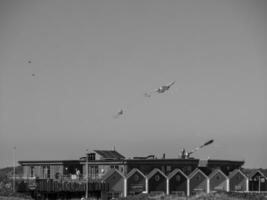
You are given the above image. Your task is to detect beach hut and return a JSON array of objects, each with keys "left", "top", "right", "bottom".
[
  {"left": 102, "top": 169, "right": 126, "bottom": 199},
  {"left": 168, "top": 168, "right": 188, "bottom": 196},
  {"left": 229, "top": 169, "right": 248, "bottom": 192},
  {"left": 147, "top": 168, "right": 167, "bottom": 194},
  {"left": 188, "top": 168, "right": 209, "bottom": 195},
  {"left": 209, "top": 169, "right": 229, "bottom": 192},
  {"left": 243, "top": 169, "right": 267, "bottom": 192},
  {"left": 126, "top": 168, "right": 146, "bottom": 195}
]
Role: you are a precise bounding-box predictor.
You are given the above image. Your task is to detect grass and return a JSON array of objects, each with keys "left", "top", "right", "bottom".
[{"left": 119, "top": 192, "right": 267, "bottom": 200}]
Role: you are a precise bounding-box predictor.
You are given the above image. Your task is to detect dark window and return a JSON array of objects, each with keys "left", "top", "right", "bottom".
[
  {"left": 155, "top": 174, "right": 160, "bottom": 181},
  {"left": 134, "top": 174, "right": 139, "bottom": 182},
  {"left": 111, "top": 165, "right": 119, "bottom": 170},
  {"left": 176, "top": 174, "right": 181, "bottom": 182},
  {"left": 88, "top": 153, "right": 96, "bottom": 161},
  {"left": 30, "top": 166, "right": 34, "bottom": 177}
]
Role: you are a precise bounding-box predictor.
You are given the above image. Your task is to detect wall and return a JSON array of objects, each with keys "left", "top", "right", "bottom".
[
  {"left": 127, "top": 171, "right": 145, "bottom": 195},
  {"left": 229, "top": 172, "right": 247, "bottom": 191},
  {"left": 210, "top": 173, "right": 227, "bottom": 191},
  {"left": 169, "top": 172, "right": 187, "bottom": 195},
  {"left": 148, "top": 172, "right": 166, "bottom": 193},
  {"left": 189, "top": 172, "right": 207, "bottom": 195},
  {"left": 105, "top": 171, "right": 124, "bottom": 193}
]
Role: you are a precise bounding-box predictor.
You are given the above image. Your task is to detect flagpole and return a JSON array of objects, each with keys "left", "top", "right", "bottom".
[
  {"left": 13, "top": 146, "right": 16, "bottom": 193},
  {"left": 85, "top": 149, "right": 88, "bottom": 199}
]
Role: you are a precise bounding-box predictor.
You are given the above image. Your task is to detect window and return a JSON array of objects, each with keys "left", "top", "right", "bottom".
[
  {"left": 176, "top": 174, "right": 181, "bottom": 182},
  {"left": 111, "top": 165, "right": 119, "bottom": 170},
  {"left": 89, "top": 165, "right": 98, "bottom": 179},
  {"left": 166, "top": 166, "right": 172, "bottom": 172},
  {"left": 134, "top": 174, "right": 139, "bottom": 182},
  {"left": 155, "top": 174, "right": 160, "bottom": 181},
  {"left": 88, "top": 153, "right": 96, "bottom": 161},
  {"left": 30, "top": 166, "right": 34, "bottom": 177},
  {"left": 43, "top": 166, "right": 50, "bottom": 179}
]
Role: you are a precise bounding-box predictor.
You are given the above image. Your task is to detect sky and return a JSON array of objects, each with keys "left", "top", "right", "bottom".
[{"left": 0, "top": 0, "right": 266, "bottom": 169}]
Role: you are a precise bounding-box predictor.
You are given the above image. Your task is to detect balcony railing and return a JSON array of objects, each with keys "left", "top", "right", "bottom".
[{"left": 19, "top": 174, "right": 106, "bottom": 183}]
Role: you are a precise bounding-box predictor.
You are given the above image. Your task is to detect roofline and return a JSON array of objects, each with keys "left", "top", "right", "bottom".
[
  {"left": 147, "top": 168, "right": 167, "bottom": 179},
  {"left": 102, "top": 169, "right": 125, "bottom": 181},
  {"left": 18, "top": 160, "right": 80, "bottom": 164},
  {"left": 93, "top": 150, "right": 125, "bottom": 159},
  {"left": 248, "top": 169, "right": 266, "bottom": 178},
  {"left": 208, "top": 169, "right": 228, "bottom": 179},
  {"left": 207, "top": 159, "right": 245, "bottom": 163},
  {"left": 126, "top": 168, "right": 146, "bottom": 179},
  {"left": 229, "top": 169, "right": 248, "bottom": 179},
  {"left": 168, "top": 168, "right": 188, "bottom": 179},
  {"left": 188, "top": 168, "right": 208, "bottom": 179}
]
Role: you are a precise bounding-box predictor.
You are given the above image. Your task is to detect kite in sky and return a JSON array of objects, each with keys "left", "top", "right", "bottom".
[
  {"left": 113, "top": 109, "right": 124, "bottom": 119},
  {"left": 180, "top": 139, "right": 214, "bottom": 159},
  {"left": 144, "top": 81, "right": 175, "bottom": 97},
  {"left": 113, "top": 81, "right": 176, "bottom": 119}
]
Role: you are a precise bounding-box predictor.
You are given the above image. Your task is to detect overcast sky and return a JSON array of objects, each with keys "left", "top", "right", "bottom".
[{"left": 0, "top": 0, "right": 266, "bottom": 168}]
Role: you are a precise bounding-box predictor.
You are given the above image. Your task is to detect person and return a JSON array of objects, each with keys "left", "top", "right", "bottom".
[{"left": 76, "top": 169, "right": 81, "bottom": 178}]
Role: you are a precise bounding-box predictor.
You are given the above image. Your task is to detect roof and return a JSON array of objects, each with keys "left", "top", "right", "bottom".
[
  {"left": 188, "top": 168, "right": 208, "bottom": 179},
  {"left": 147, "top": 168, "right": 167, "bottom": 179},
  {"left": 260, "top": 169, "right": 267, "bottom": 177},
  {"left": 242, "top": 168, "right": 266, "bottom": 179},
  {"left": 228, "top": 169, "right": 248, "bottom": 179},
  {"left": 94, "top": 150, "right": 125, "bottom": 160},
  {"left": 102, "top": 168, "right": 125, "bottom": 181},
  {"left": 18, "top": 160, "right": 81, "bottom": 165},
  {"left": 168, "top": 168, "right": 188, "bottom": 179},
  {"left": 208, "top": 169, "right": 228, "bottom": 179},
  {"left": 126, "top": 168, "right": 146, "bottom": 179}
]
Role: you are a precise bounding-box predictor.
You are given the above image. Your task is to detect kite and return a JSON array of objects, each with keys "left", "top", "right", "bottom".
[
  {"left": 144, "top": 81, "right": 175, "bottom": 97},
  {"left": 180, "top": 139, "right": 214, "bottom": 159},
  {"left": 113, "top": 109, "right": 124, "bottom": 119}
]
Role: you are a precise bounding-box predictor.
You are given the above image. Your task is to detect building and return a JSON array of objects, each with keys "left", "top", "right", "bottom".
[{"left": 18, "top": 149, "right": 248, "bottom": 199}]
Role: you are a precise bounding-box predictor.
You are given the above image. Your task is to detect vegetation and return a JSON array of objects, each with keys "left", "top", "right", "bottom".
[
  {"left": 0, "top": 167, "right": 32, "bottom": 199},
  {"left": 120, "top": 192, "right": 267, "bottom": 200}
]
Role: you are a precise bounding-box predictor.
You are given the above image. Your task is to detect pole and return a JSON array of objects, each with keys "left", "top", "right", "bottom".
[
  {"left": 85, "top": 149, "right": 88, "bottom": 199},
  {"left": 259, "top": 177, "right": 261, "bottom": 192},
  {"left": 13, "top": 146, "right": 16, "bottom": 193}
]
